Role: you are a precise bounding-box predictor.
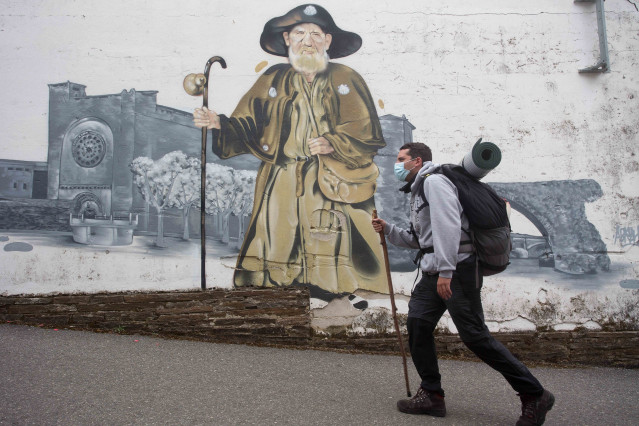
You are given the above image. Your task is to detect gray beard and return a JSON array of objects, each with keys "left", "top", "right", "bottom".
[{"left": 288, "top": 48, "right": 330, "bottom": 75}]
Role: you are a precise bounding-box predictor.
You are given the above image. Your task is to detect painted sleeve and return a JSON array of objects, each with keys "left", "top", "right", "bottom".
[
  {"left": 212, "top": 88, "right": 263, "bottom": 159},
  {"left": 321, "top": 67, "right": 386, "bottom": 168},
  {"left": 384, "top": 223, "right": 421, "bottom": 250},
  {"left": 211, "top": 115, "right": 251, "bottom": 159},
  {"left": 425, "top": 176, "right": 461, "bottom": 278},
  {"left": 211, "top": 66, "right": 286, "bottom": 162}
]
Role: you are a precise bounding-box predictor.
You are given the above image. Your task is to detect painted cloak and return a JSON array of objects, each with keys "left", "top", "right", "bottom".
[{"left": 212, "top": 62, "right": 387, "bottom": 295}]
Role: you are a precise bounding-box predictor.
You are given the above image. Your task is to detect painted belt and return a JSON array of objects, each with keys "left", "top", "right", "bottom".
[{"left": 294, "top": 155, "right": 316, "bottom": 197}]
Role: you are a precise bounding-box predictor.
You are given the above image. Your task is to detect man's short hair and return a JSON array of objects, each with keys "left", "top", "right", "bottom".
[{"left": 400, "top": 142, "right": 432, "bottom": 163}]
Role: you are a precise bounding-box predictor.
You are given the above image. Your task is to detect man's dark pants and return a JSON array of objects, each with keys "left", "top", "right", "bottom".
[{"left": 407, "top": 256, "right": 543, "bottom": 395}]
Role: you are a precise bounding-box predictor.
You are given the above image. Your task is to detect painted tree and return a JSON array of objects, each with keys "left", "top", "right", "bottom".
[
  {"left": 232, "top": 169, "right": 257, "bottom": 248},
  {"left": 205, "top": 163, "right": 237, "bottom": 244},
  {"left": 130, "top": 151, "right": 188, "bottom": 247},
  {"left": 168, "top": 156, "right": 201, "bottom": 240}
]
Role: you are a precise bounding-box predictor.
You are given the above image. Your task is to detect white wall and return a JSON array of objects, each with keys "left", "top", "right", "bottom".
[{"left": 1, "top": 0, "right": 638, "bottom": 332}]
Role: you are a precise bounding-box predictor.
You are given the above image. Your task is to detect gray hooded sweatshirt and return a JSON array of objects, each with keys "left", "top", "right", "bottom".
[{"left": 384, "top": 162, "right": 471, "bottom": 279}]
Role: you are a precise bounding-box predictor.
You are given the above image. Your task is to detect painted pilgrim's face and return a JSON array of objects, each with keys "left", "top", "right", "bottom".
[{"left": 283, "top": 23, "right": 333, "bottom": 76}]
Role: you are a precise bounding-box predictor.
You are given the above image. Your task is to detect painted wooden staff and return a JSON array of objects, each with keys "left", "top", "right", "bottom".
[
  {"left": 183, "top": 56, "right": 227, "bottom": 290},
  {"left": 372, "top": 209, "right": 411, "bottom": 397}
]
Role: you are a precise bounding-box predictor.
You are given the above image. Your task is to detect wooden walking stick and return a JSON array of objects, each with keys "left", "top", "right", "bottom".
[{"left": 373, "top": 209, "right": 411, "bottom": 397}]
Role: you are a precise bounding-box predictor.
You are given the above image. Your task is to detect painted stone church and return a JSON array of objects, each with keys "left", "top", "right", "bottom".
[{"left": 46, "top": 82, "right": 203, "bottom": 235}]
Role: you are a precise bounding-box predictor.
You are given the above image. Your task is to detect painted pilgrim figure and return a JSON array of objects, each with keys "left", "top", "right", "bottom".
[{"left": 193, "top": 4, "right": 386, "bottom": 300}]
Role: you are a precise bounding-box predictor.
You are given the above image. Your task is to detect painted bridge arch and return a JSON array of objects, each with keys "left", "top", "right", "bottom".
[{"left": 489, "top": 179, "right": 610, "bottom": 273}]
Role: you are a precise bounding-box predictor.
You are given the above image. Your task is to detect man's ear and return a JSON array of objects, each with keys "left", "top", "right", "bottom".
[
  {"left": 283, "top": 32, "right": 290, "bottom": 47},
  {"left": 415, "top": 156, "right": 424, "bottom": 168}
]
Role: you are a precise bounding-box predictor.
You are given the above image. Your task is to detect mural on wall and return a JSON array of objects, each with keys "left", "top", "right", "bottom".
[
  {"left": 192, "top": 4, "right": 387, "bottom": 300},
  {"left": 128, "top": 153, "right": 256, "bottom": 248},
  {"left": 0, "top": 80, "right": 618, "bottom": 287},
  {"left": 0, "top": 2, "right": 634, "bottom": 304}
]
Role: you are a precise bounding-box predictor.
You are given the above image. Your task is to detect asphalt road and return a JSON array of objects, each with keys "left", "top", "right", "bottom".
[{"left": 1, "top": 324, "right": 638, "bottom": 425}]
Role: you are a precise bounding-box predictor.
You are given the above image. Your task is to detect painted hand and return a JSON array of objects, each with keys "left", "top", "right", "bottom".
[
  {"left": 193, "top": 106, "right": 221, "bottom": 130},
  {"left": 437, "top": 276, "right": 452, "bottom": 300},
  {"left": 307, "top": 137, "right": 334, "bottom": 155},
  {"left": 371, "top": 218, "right": 386, "bottom": 233}
]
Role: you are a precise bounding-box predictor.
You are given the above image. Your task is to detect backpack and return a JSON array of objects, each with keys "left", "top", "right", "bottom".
[{"left": 415, "top": 164, "right": 512, "bottom": 276}]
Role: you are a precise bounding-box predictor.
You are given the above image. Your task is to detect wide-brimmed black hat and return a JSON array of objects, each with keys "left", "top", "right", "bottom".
[{"left": 260, "top": 4, "right": 362, "bottom": 59}]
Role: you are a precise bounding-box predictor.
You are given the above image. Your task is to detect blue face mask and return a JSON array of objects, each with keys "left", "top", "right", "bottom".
[{"left": 394, "top": 159, "right": 416, "bottom": 182}]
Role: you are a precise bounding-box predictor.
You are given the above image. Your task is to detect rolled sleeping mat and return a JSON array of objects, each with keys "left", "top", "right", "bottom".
[{"left": 460, "top": 138, "right": 502, "bottom": 180}]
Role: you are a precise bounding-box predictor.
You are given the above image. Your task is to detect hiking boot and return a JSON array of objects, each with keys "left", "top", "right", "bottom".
[
  {"left": 396, "top": 387, "right": 446, "bottom": 417},
  {"left": 516, "top": 389, "right": 555, "bottom": 426}
]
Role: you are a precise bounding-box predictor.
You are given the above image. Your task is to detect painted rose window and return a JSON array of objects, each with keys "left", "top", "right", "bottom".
[{"left": 72, "top": 130, "right": 106, "bottom": 168}]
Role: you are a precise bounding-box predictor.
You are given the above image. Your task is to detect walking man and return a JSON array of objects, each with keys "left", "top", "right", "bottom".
[{"left": 371, "top": 142, "right": 554, "bottom": 425}]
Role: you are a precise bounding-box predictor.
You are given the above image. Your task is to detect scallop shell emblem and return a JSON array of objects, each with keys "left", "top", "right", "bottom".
[{"left": 304, "top": 5, "right": 317, "bottom": 15}]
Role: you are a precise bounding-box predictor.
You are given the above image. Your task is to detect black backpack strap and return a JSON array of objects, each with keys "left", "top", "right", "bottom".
[
  {"left": 409, "top": 222, "right": 420, "bottom": 245},
  {"left": 467, "top": 228, "right": 480, "bottom": 288},
  {"left": 415, "top": 240, "right": 474, "bottom": 259},
  {"left": 413, "top": 246, "right": 431, "bottom": 265},
  {"left": 459, "top": 228, "right": 474, "bottom": 253},
  {"left": 414, "top": 175, "right": 430, "bottom": 215},
  {"left": 409, "top": 223, "right": 424, "bottom": 265}
]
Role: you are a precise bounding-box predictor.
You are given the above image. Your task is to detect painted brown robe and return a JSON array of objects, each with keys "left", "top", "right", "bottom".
[{"left": 213, "top": 62, "right": 387, "bottom": 294}]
